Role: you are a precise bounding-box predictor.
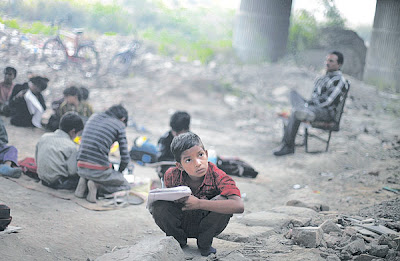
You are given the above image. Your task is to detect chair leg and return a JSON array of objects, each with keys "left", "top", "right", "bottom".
[
  {"left": 325, "top": 131, "right": 332, "bottom": 152},
  {"left": 304, "top": 127, "right": 309, "bottom": 153}
]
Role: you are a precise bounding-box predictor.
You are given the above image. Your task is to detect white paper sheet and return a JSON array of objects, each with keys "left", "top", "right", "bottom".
[
  {"left": 24, "top": 90, "right": 44, "bottom": 128},
  {"left": 146, "top": 186, "right": 192, "bottom": 209}
]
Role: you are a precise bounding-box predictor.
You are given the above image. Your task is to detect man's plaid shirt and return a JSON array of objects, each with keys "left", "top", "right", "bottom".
[{"left": 311, "top": 70, "right": 348, "bottom": 108}]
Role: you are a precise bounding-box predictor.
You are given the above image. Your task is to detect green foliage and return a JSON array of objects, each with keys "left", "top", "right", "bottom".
[
  {"left": 320, "top": 0, "right": 346, "bottom": 28},
  {"left": 0, "top": 0, "right": 235, "bottom": 62},
  {"left": 0, "top": 17, "right": 55, "bottom": 35},
  {"left": 88, "top": 2, "right": 132, "bottom": 34},
  {"left": 26, "top": 21, "right": 55, "bottom": 35},
  {"left": 104, "top": 31, "right": 117, "bottom": 36},
  {"left": 3, "top": 19, "right": 20, "bottom": 29},
  {"left": 288, "top": 10, "right": 318, "bottom": 54},
  {"left": 288, "top": 0, "right": 346, "bottom": 55}
]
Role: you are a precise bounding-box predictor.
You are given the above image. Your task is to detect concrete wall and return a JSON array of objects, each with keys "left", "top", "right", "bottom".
[
  {"left": 364, "top": 0, "right": 400, "bottom": 92},
  {"left": 233, "top": 0, "right": 292, "bottom": 63}
]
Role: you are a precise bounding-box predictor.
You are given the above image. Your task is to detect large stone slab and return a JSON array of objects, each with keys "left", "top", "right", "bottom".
[
  {"left": 270, "top": 206, "right": 318, "bottom": 218},
  {"left": 239, "top": 206, "right": 318, "bottom": 229},
  {"left": 342, "top": 238, "right": 366, "bottom": 255},
  {"left": 218, "top": 222, "right": 275, "bottom": 242},
  {"left": 291, "top": 227, "right": 324, "bottom": 248},
  {"left": 319, "top": 219, "right": 342, "bottom": 234},
  {"left": 95, "top": 236, "right": 184, "bottom": 261},
  {"left": 239, "top": 211, "right": 293, "bottom": 228}
]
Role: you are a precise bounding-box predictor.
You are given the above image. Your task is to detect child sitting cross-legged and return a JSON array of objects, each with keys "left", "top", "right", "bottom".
[{"left": 151, "top": 132, "right": 244, "bottom": 257}]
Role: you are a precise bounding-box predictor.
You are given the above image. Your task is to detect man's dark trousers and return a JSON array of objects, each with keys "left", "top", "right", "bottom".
[
  {"left": 152, "top": 200, "right": 231, "bottom": 249},
  {"left": 283, "top": 90, "right": 333, "bottom": 147}
]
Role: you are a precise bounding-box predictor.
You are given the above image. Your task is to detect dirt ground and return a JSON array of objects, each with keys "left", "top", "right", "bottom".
[{"left": 0, "top": 40, "right": 399, "bottom": 260}]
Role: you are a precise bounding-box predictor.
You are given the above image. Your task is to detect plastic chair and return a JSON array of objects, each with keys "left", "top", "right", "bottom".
[{"left": 304, "top": 80, "right": 350, "bottom": 153}]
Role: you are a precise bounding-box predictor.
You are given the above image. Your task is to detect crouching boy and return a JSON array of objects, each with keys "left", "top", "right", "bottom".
[{"left": 151, "top": 132, "right": 244, "bottom": 256}]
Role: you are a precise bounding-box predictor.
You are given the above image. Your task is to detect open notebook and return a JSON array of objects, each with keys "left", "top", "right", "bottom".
[{"left": 146, "top": 186, "right": 192, "bottom": 209}]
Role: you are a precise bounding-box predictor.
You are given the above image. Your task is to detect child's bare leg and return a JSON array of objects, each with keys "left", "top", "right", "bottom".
[
  {"left": 86, "top": 180, "right": 99, "bottom": 203},
  {"left": 74, "top": 177, "right": 87, "bottom": 198}
]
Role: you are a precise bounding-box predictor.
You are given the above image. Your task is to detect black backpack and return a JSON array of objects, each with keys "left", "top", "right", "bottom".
[
  {"left": 217, "top": 156, "right": 258, "bottom": 178},
  {"left": 0, "top": 204, "right": 12, "bottom": 231}
]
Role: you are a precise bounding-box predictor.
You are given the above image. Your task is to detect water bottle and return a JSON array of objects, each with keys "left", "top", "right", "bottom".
[{"left": 208, "top": 147, "right": 217, "bottom": 165}]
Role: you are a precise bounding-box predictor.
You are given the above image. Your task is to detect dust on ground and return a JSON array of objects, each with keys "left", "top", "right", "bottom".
[{"left": 0, "top": 36, "right": 399, "bottom": 260}]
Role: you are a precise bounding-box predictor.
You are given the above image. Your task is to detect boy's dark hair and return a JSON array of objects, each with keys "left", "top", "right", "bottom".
[
  {"left": 59, "top": 112, "right": 84, "bottom": 133},
  {"left": 170, "top": 111, "right": 190, "bottom": 133},
  {"left": 4, "top": 67, "right": 17, "bottom": 78},
  {"left": 105, "top": 104, "right": 128, "bottom": 125},
  {"left": 30, "top": 76, "right": 49, "bottom": 91},
  {"left": 79, "top": 86, "right": 89, "bottom": 100},
  {"left": 170, "top": 132, "right": 205, "bottom": 162},
  {"left": 330, "top": 50, "right": 344, "bottom": 65},
  {"left": 63, "top": 86, "right": 82, "bottom": 101}
]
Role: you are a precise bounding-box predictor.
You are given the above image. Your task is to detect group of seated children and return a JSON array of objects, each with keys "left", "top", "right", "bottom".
[
  {"left": 0, "top": 66, "right": 245, "bottom": 257},
  {"left": 0, "top": 67, "right": 49, "bottom": 128},
  {"left": 0, "top": 66, "right": 93, "bottom": 131}
]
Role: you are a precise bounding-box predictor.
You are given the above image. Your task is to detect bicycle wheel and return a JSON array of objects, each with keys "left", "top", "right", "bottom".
[
  {"left": 42, "top": 39, "right": 67, "bottom": 71},
  {"left": 76, "top": 45, "right": 100, "bottom": 78},
  {"left": 108, "top": 52, "right": 133, "bottom": 76}
]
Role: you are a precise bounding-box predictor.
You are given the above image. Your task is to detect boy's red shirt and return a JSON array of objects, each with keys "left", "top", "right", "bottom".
[{"left": 163, "top": 162, "right": 241, "bottom": 199}]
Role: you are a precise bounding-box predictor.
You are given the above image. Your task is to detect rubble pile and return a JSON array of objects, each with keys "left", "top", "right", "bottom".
[{"left": 284, "top": 200, "right": 400, "bottom": 261}]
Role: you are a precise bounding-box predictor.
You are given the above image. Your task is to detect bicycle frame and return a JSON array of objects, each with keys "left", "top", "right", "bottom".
[
  {"left": 42, "top": 18, "right": 99, "bottom": 77},
  {"left": 49, "top": 33, "right": 91, "bottom": 65}
]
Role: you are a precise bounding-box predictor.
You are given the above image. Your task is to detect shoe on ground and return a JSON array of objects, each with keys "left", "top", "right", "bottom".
[
  {"left": 74, "top": 177, "right": 87, "bottom": 198},
  {"left": 0, "top": 164, "right": 22, "bottom": 178},
  {"left": 294, "top": 109, "right": 315, "bottom": 122},
  {"left": 199, "top": 246, "right": 216, "bottom": 256},
  {"left": 273, "top": 144, "right": 294, "bottom": 156}
]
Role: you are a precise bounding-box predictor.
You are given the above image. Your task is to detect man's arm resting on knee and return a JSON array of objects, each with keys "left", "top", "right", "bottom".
[{"left": 180, "top": 195, "right": 244, "bottom": 214}]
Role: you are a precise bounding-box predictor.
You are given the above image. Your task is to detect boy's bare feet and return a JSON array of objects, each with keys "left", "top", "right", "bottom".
[
  {"left": 199, "top": 246, "right": 216, "bottom": 256},
  {"left": 74, "top": 177, "right": 87, "bottom": 198},
  {"left": 86, "top": 180, "right": 99, "bottom": 203}
]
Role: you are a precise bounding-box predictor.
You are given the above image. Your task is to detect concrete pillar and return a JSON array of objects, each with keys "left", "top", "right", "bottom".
[
  {"left": 233, "top": 0, "right": 292, "bottom": 63},
  {"left": 364, "top": 0, "right": 400, "bottom": 92}
]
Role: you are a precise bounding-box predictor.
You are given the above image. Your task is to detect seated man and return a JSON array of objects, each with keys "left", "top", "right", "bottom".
[
  {"left": 35, "top": 112, "right": 84, "bottom": 190},
  {"left": 151, "top": 132, "right": 244, "bottom": 256},
  {"left": 157, "top": 111, "right": 190, "bottom": 178},
  {"left": 0, "top": 117, "right": 22, "bottom": 178},
  {"left": 74, "top": 104, "right": 131, "bottom": 203},
  {"left": 273, "top": 51, "right": 349, "bottom": 156},
  {"left": 47, "top": 86, "right": 93, "bottom": 131},
  {"left": 8, "top": 76, "right": 49, "bottom": 128},
  {"left": 0, "top": 67, "right": 17, "bottom": 116},
  {"left": 59, "top": 86, "right": 93, "bottom": 120}
]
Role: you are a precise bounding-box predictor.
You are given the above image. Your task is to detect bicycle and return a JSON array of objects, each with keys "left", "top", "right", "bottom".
[
  {"left": 42, "top": 20, "right": 100, "bottom": 78},
  {"left": 107, "top": 40, "right": 141, "bottom": 76},
  {"left": 0, "top": 23, "right": 24, "bottom": 60}
]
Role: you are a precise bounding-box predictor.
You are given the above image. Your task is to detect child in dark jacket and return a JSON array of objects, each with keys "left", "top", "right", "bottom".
[{"left": 9, "top": 76, "right": 49, "bottom": 128}]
